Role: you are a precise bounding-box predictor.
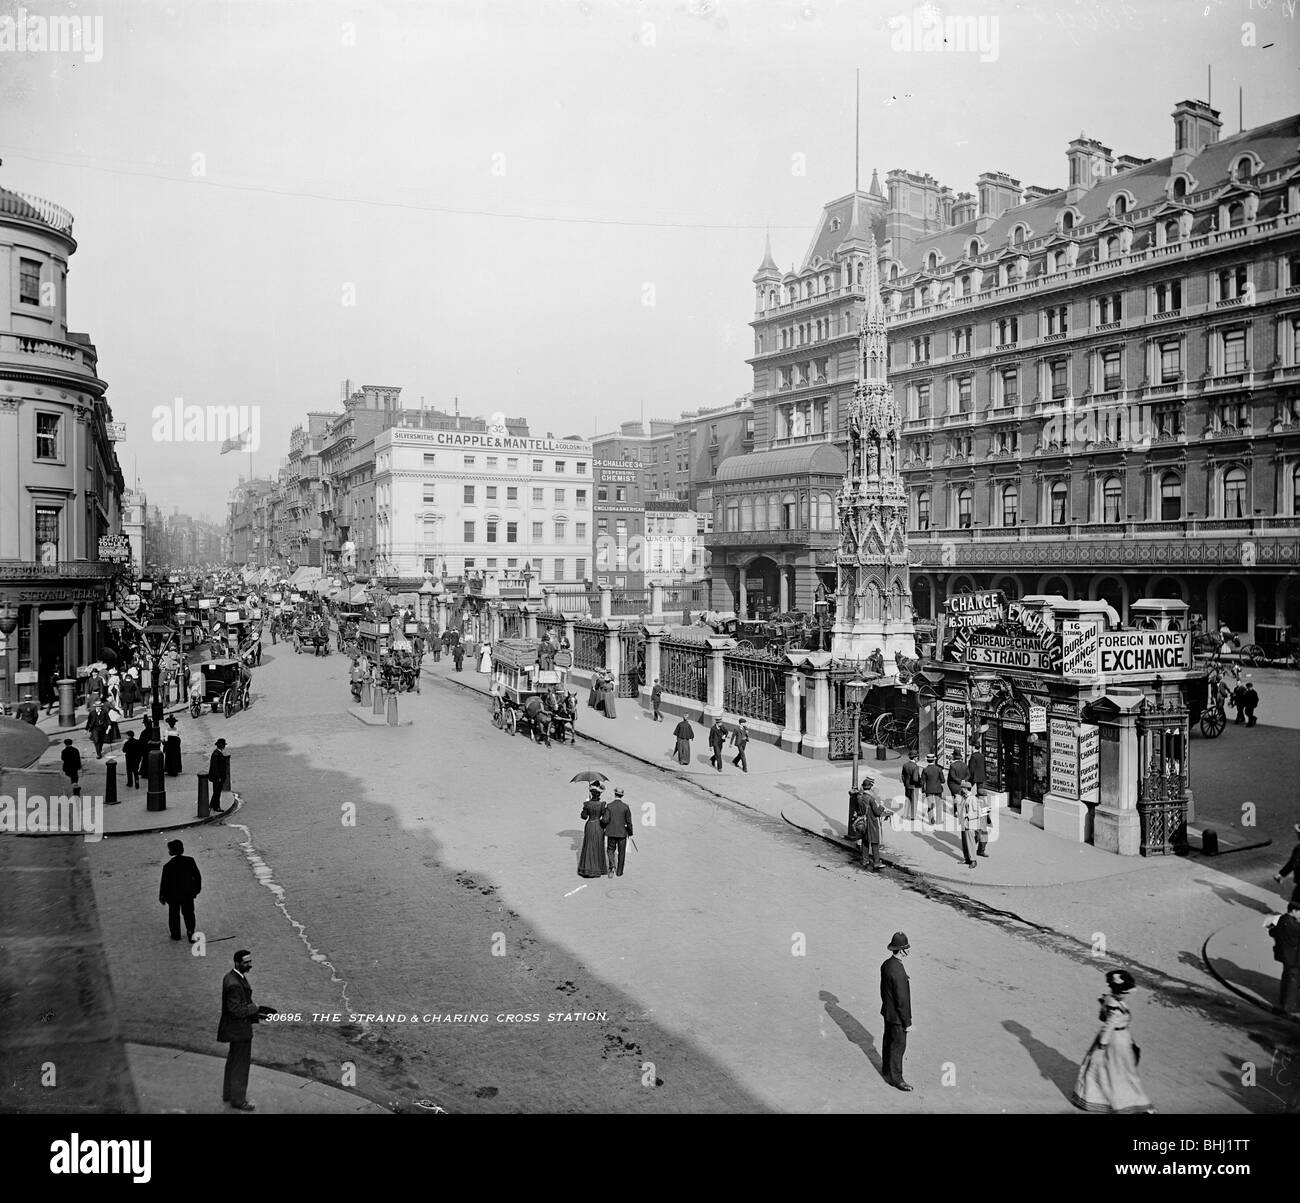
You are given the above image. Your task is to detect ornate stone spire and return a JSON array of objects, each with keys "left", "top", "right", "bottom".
[{"left": 832, "top": 234, "right": 915, "bottom": 668}]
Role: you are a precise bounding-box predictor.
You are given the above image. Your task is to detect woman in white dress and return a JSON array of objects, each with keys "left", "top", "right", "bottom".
[
  {"left": 478, "top": 641, "right": 492, "bottom": 674},
  {"left": 1071, "top": 969, "right": 1154, "bottom": 1113}
]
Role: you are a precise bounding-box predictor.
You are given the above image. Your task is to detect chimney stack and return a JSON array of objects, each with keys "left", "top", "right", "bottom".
[
  {"left": 1171, "top": 99, "right": 1221, "bottom": 173},
  {"left": 976, "top": 171, "right": 1024, "bottom": 220},
  {"left": 1065, "top": 133, "right": 1114, "bottom": 204}
]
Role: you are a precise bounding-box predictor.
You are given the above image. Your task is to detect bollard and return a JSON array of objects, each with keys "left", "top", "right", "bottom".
[
  {"left": 103, "top": 758, "right": 118, "bottom": 806},
  {"left": 360, "top": 679, "right": 371, "bottom": 707},
  {"left": 875, "top": 744, "right": 887, "bottom": 761},
  {"left": 57, "top": 678, "right": 78, "bottom": 729},
  {"left": 386, "top": 690, "right": 398, "bottom": 725},
  {"left": 197, "top": 772, "right": 210, "bottom": 818},
  {"left": 373, "top": 685, "right": 384, "bottom": 715},
  {"left": 145, "top": 748, "right": 167, "bottom": 812},
  {"left": 1202, "top": 827, "right": 1219, "bottom": 856}
]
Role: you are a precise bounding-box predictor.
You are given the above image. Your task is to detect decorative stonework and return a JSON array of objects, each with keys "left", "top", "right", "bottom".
[{"left": 833, "top": 235, "right": 916, "bottom": 666}]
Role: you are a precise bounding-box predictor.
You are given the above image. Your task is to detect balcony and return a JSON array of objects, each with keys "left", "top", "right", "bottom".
[
  {"left": 0, "top": 559, "right": 119, "bottom": 580},
  {"left": 704, "top": 528, "right": 835, "bottom": 549},
  {"left": 770, "top": 431, "right": 833, "bottom": 449},
  {"left": 0, "top": 189, "right": 74, "bottom": 234},
  {"left": 0, "top": 332, "right": 101, "bottom": 378}
]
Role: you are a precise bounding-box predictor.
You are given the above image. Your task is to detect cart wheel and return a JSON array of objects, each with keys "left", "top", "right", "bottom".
[
  {"left": 872, "top": 712, "right": 897, "bottom": 748},
  {"left": 504, "top": 708, "right": 517, "bottom": 735},
  {"left": 189, "top": 697, "right": 201, "bottom": 719},
  {"left": 223, "top": 690, "right": 234, "bottom": 718},
  {"left": 1200, "top": 708, "right": 1226, "bottom": 738},
  {"left": 1240, "top": 643, "right": 1264, "bottom": 667},
  {"left": 243, "top": 687, "right": 252, "bottom": 710}
]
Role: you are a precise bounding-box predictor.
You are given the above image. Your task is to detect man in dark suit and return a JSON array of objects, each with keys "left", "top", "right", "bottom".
[
  {"left": 602, "top": 786, "right": 634, "bottom": 878},
  {"left": 217, "top": 949, "right": 275, "bottom": 1110},
  {"left": 159, "top": 838, "right": 202, "bottom": 942},
  {"left": 123, "top": 731, "right": 142, "bottom": 789},
  {"left": 208, "top": 739, "right": 231, "bottom": 813},
  {"left": 1267, "top": 900, "right": 1300, "bottom": 1014},
  {"left": 708, "top": 718, "right": 727, "bottom": 772},
  {"left": 60, "top": 739, "right": 81, "bottom": 794},
  {"left": 452, "top": 641, "right": 464, "bottom": 672},
  {"left": 880, "top": 931, "right": 913, "bottom": 1091},
  {"left": 729, "top": 718, "right": 750, "bottom": 772},
  {"left": 920, "top": 753, "right": 945, "bottom": 823},
  {"left": 1275, "top": 824, "right": 1300, "bottom": 904},
  {"left": 900, "top": 750, "right": 922, "bottom": 822},
  {"left": 946, "top": 751, "right": 971, "bottom": 804}
]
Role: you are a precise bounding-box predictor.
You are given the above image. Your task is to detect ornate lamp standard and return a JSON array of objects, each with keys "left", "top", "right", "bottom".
[
  {"left": 846, "top": 676, "right": 870, "bottom": 832},
  {"left": 0, "top": 603, "right": 17, "bottom": 717}
]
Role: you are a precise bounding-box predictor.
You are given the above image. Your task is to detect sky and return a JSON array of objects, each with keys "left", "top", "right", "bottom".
[{"left": 2, "top": 0, "right": 1297, "bottom": 521}]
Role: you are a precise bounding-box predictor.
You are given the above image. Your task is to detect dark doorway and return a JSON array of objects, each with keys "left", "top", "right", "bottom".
[
  {"left": 38, "top": 619, "right": 75, "bottom": 706},
  {"left": 1218, "top": 579, "right": 1248, "bottom": 634}
]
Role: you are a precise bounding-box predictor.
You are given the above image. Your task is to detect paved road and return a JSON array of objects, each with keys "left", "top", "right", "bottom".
[{"left": 84, "top": 645, "right": 1299, "bottom": 1112}]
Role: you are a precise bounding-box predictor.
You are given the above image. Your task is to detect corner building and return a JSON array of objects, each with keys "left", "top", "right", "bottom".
[{"left": 888, "top": 101, "right": 1300, "bottom": 638}]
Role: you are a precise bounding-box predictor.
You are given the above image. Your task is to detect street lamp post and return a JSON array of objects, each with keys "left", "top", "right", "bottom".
[{"left": 846, "top": 677, "right": 870, "bottom": 833}]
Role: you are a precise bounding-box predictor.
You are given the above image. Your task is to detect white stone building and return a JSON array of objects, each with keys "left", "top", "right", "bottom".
[{"left": 372, "top": 426, "right": 594, "bottom": 585}]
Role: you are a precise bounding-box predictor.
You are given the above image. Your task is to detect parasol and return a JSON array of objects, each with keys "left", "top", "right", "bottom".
[{"left": 570, "top": 770, "right": 609, "bottom": 784}]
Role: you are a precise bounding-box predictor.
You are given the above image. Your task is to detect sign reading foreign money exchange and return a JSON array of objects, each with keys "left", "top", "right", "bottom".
[{"left": 1061, "top": 628, "right": 1190, "bottom": 676}]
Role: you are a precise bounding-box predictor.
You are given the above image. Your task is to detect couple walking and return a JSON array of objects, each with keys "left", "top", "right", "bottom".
[{"left": 577, "top": 782, "right": 634, "bottom": 878}]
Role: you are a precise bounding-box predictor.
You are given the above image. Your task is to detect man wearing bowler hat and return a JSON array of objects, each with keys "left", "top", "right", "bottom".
[{"left": 880, "top": 932, "right": 913, "bottom": 1091}]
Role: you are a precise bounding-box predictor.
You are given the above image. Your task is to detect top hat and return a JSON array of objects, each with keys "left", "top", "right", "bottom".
[
  {"left": 887, "top": 932, "right": 910, "bottom": 952},
  {"left": 926, "top": 753, "right": 936, "bottom": 762}
]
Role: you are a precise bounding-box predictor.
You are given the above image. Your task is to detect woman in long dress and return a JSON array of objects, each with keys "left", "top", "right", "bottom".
[
  {"left": 602, "top": 672, "right": 618, "bottom": 720},
  {"left": 1071, "top": 969, "right": 1155, "bottom": 1113},
  {"left": 673, "top": 716, "right": 694, "bottom": 765},
  {"left": 163, "top": 714, "right": 183, "bottom": 777},
  {"left": 588, "top": 673, "right": 601, "bottom": 711},
  {"left": 478, "top": 641, "right": 492, "bottom": 674},
  {"left": 577, "top": 785, "right": 608, "bottom": 878}
]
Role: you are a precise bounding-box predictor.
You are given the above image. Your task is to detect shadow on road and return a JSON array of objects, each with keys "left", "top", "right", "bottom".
[
  {"left": 1001, "top": 1020, "right": 1077, "bottom": 1102},
  {"left": 819, "top": 990, "right": 885, "bottom": 1082},
  {"left": 1193, "top": 877, "right": 1278, "bottom": 915}
]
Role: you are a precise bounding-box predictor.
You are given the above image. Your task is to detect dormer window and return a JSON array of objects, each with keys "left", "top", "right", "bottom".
[
  {"left": 1233, "top": 156, "right": 1254, "bottom": 182},
  {"left": 926, "top": 251, "right": 939, "bottom": 272},
  {"left": 1060, "top": 210, "right": 1075, "bottom": 233},
  {"left": 1010, "top": 224, "right": 1028, "bottom": 246},
  {"left": 1172, "top": 176, "right": 1188, "bottom": 201},
  {"left": 1112, "top": 194, "right": 1128, "bottom": 217},
  {"left": 830, "top": 216, "right": 842, "bottom": 231},
  {"left": 967, "top": 238, "right": 980, "bottom": 258}
]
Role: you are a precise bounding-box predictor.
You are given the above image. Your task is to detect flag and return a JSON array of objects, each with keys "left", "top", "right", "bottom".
[{"left": 220, "top": 428, "right": 252, "bottom": 454}]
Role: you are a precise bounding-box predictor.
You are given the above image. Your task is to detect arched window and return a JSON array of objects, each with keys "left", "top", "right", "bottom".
[
  {"left": 960, "top": 273, "right": 971, "bottom": 296},
  {"left": 917, "top": 490, "right": 931, "bottom": 531},
  {"left": 888, "top": 263, "right": 899, "bottom": 282},
  {"left": 926, "top": 251, "right": 939, "bottom": 271},
  {"left": 1113, "top": 194, "right": 1128, "bottom": 217},
  {"left": 957, "top": 488, "right": 973, "bottom": 529},
  {"left": 1172, "top": 176, "right": 1187, "bottom": 200},
  {"left": 816, "top": 492, "right": 833, "bottom": 530},
  {"left": 967, "top": 239, "right": 980, "bottom": 259},
  {"left": 1223, "top": 466, "right": 1247, "bottom": 519},
  {"left": 740, "top": 496, "right": 754, "bottom": 531},
  {"left": 753, "top": 494, "right": 768, "bottom": 531},
  {"left": 1160, "top": 472, "right": 1182, "bottom": 520},
  {"left": 1050, "top": 480, "right": 1068, "bottom": 525},
  {"left": 1061, "top": 210, "right": 1075, "bottom": 232},
  {"left": 1164, "top": 219, "right": 1179, "bottom": 244},
  {"left": 1011, "top": 224, "right": 1027, "bottom": 245},
  {"left": 1235, "top": 156, "right": 1254, "bottom": 182},
  {"left": 1001, "top": 484, "right": 1018, "bottom": 527},
  {"left": 781, "top": 492, "right": 796, "bottom": 530},
  {"left": 1228, "top": 202, "right": 1246, "bottom": 229},
  {"left": 1102, "top": 476, "right": 1123, "bottom": 523}
]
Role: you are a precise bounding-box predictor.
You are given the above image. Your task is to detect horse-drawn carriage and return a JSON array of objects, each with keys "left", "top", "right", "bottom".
[
  {"left": 188, "top": 656, "right": 253, "bottom": 718},
  {"left": 379, "top": 638, "right": 421, "bottom": 693},
  {"left": 1185, "top": 671, "right": 1227, "bottom": 738},
  {"left": 294, "top": 616, "right": 331, "bottom": 656},
  {"left": 489, "top": 638, "right": 578, "bottom": 743}
]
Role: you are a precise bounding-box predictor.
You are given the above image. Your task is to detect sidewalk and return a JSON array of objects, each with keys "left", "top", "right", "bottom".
[
  {"left": 124, "top": 1044, "right": 390, "bottom": 1114},
  {"left": 427, "top": 659, "right": 1174, "bottom": 891}
]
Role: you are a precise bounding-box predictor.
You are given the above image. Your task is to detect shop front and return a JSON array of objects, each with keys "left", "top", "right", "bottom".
[
  {"left": 0, "top": 567, "right": 117, "bottom": 711},
  {"left": 921, "top": 592, "right": 1199, "bottom": 856}
]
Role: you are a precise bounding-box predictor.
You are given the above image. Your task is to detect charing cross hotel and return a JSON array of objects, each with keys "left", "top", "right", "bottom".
[{"left": 717, "top": 97, "right": 1300, "bottom": 639}]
